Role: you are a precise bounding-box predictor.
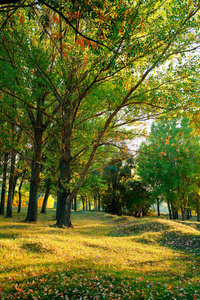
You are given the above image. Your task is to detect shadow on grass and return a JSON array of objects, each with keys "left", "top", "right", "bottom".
[
  {"left": 21, "top": 242, "right": 55, "bottom": 254},
  {"left": 1, "top": 257, "right": 199, "bottom": 300},
  {"left": 109, "top": 221, "right": 171, "bottom": 237},
  {"left": 159, "top": 231, "right": 200, "bottom": 254},
  {"left": 177, "top": 221, "right": 200, "bottom": 231}
]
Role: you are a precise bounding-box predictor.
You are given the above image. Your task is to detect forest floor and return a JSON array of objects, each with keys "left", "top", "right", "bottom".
[{"left": 0, "top": 208, "right": 199, "bottom": 299}]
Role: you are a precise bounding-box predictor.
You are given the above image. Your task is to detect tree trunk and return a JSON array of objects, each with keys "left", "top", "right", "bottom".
[
  {"left": 167, "top": 201, "right": 172, "bottom": 220},
  {"left": 157, "top": 197, "right": 160, "bottom": 217},
  {"left": 197, "top": 210, "right": 200, "bottom": 222},
  {"left": 186, "top": 209, "right": 190, "bottom": 220},
  {"left": 82, "top": 197, "right": 85, "bottom": 210},
  {"left": 93, "top": 195, "right": 97, "bottom": 211},
  {"left": 56, "top": 191, "right": 72, "bottom": 227},
  {"left": 89, "top": 198, "right": 91, "bottom": 211},
  {"left": 98, "top": 193, "right": 101, "bottom": 211},
  {"left": 18, "top": 182, "right": 22, "bottom": 213},
  {"left": 41, "top": 178, "right": 51, "bottom": 214},
  {"left": 182, "top": 208, "right": 187, "bottom": 220},
  {"left": 56, "top": 105, "right": 72, "bottom": 227},
  {"left": 172, "top": 207, "right": 178, "bottom": 219},
  {"left": 86, "top": 197, "right": 88, "bottom": 210},
  {"left": 181, "top": 195, "right": 188, "bottom": 221},
  {"left": 18, "top": 170, "right": 26, "bottom": 213},
  {"left": 25, "top": 128, "right": 43, "bottom": 222},
  {"left": 111, "top": 188, "right": 118, "bottom": 214},
  {"left": 13, "top": 173, "right": 18, "bottom": 201},
  {"left": 0, "top": 152, "right": 9, "bottom": 215},
  {"left": 6, "top": 149, "right": 16, "bottom": 218}
]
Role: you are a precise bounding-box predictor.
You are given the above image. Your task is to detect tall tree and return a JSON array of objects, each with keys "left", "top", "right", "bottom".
[
  {"left": 0, "top": 0, "right": 200, "bottom": 226},
  {"left": 0, "top": 151, "right": 9, "bottom": 215},
  {"left": 137, "top": 118, "right": 200, "bottom": 220}
]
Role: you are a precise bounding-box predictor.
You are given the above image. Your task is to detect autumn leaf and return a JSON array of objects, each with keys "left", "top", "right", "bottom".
[
  {"left": 165, "top": 139, "right": 170, "bottom": 145},
  {"left": 20, "top": 15, "right": 25, "bottom": 24},
  {"left": 54, "top": 33, "right": 61, "bottom": 40},
  {"left": 125, "top": 81, "right": 129, "bottom": 90},
  {"left": 167, "top": 285, "right": 172, "bottom": 290},
  {"left": 15, "top": 284, "right": 23, "bottom": 293}
]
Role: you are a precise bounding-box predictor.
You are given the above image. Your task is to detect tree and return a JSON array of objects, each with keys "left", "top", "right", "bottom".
[
  {"left": 0, "top": 151, "right": 9, "bottom": 215},
  {"left": 40, "top": 178, "right": 51, "bottom": 213},
  {"left": 0, "top": 0, "right": 200, "bottom": 226},
  {"left": 102, "top": 158, "right": 134, "bottom": 215},
  {"left": 137, "top": 118, "right": 200, "bottom": 220},
  {"left": 122, "top": 180, "right": 151, "bottom": 217}
]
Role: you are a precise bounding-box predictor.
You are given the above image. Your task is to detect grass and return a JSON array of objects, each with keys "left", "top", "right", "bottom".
[{"left": 0, "top": 208, "right": 199, "bottom": 300}]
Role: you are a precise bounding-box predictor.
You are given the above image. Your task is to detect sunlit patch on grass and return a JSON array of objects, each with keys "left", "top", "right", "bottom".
[{"left": 0, "top": 208, "right": 199, "bottom": 299}]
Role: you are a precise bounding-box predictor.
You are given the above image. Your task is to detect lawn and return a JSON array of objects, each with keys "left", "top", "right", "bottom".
[{"left": 0, "top": 208, "right": 199, "bottom": 299}]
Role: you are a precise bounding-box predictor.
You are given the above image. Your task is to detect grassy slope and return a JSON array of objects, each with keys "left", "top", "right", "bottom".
[{"left": 0, "top": 208, "right": 199, "bottom": 300}]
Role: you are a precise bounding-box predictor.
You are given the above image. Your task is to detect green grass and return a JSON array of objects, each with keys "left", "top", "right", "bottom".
[{"left": 0, "top": 208, "right": 199, "bottom": 299}]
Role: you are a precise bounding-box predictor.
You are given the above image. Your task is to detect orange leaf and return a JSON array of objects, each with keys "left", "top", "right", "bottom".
[
  {"left": 20, "top": 15, "right": 25, "bottom": 24},
  {"left": 165, "top": 139, "right": 169, "bottom": 145},
  {"left": 15, "top": 284, "right": 23, "bottom": 293},
  {"left": 139, "top": 277, "right": 144, "bottom": 282},
  {"left": 92, "top": 42, "right": 96, "bottom": 50},
  {"left": 125, "top": 81, "right": 129, "bottom": 90},
  {"left": 52, "top": 15, "right": 59, "bottom": 24},
  {"left": 167, "top": 285, "right": 172, "bottom": 290},
  {"left": 54, "top": 33, "right": 61, "bottom": 40},
  {"left": 86, "top": 40, "right": 91, "bottom": 46}
]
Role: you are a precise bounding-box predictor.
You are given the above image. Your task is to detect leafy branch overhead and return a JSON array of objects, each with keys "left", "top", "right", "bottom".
[{"left": 0, "top": 0, "right": 200, "bottom": 226}]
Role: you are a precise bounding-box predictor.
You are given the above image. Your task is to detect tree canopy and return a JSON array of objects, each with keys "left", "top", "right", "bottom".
[{"left": 0, "top": 0, "right": 200, "bottom": 226}]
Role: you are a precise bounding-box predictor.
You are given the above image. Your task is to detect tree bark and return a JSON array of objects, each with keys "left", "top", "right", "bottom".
[
  {"left": 94, "top": 195, "right": 97, "bottom": 211},
  {"left": 13, "top": 173, "right": 18, "bottom": 200},
  {"left": 186, "top": 209, "right": 190, "bottom": 220},
  {"left": 18, "top": 182, "right": 22, "bottom": 213},
  {"left": 167, "top": 201, "right": 172, "bottom": 220},
  {"left": 41, "top": 178, "right": 51, "bottom": 213},
  {"left": 197, "top": 210, "right": 200, "bottom": 222},
  {"left": 156, "top": 197, "right": 160, "bottom": 217},
  {"left": 181, "top": 195, "right": 188, "bottom": 221},
  {"left": 18, "top": 170, "right": 26, "bottom": 213},
  {"left": 182, "top": 208, "right": 187, "bottom": 220},
  {"left": 56, "top": 105, "right": 72, "bottom": 227},
  {"left": 88, "top": 198, "right": 91, "bottom": 211},
  {"left": 98, "top": 193, "right": 101, "bottom": 211},
  {"left": 6, "top": 149, "right": 16, "bottom": 218},
  {"left": 0, "top": 152, "right": 9, "bottom": 215},
  {"left": 85, "top": 197, "right": 88, "bottom": 210},
  {"left": 82, "top": 196, "right": 85, "bottom": 210},
  {"left": 25, "top": 128, "right": 43, "bottom": 222}
]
